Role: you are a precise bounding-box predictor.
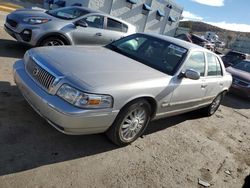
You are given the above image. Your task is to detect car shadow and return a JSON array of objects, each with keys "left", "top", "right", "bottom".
[
  {"left": 242, "top": 174, "right": 250, "bottom": 188},
  {"left": 222, "top": 93, "right": 250, "bottom": 109},
  {"left": 0, "top": 39, "right": 30, "bottom": 59},
  {"left": 0, "top": 81, "right": 204, "bottom": 176},
  {"left": 145, "top": 110, "right": 203, "bottom": 135}
]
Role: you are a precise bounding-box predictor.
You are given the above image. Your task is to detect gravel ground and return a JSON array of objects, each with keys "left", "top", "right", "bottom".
[{"left": 0, "top": 12, "right": 249, "bottom": 188}]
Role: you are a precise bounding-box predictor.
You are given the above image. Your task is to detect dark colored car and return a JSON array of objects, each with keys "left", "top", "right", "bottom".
[
  {"left": 226, "top": 60, "right": 250, "bottom": 99},
  {"left": 175, "top": 33, "right": 215, "bottom": 51},
  {"left": 222, "top": 51, "right": 250, "bottom": 67}
]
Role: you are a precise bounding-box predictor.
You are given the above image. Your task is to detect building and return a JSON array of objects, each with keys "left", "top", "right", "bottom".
[
  {"left": 44, "top": 0, "right": 183, "bottom": 36},
  {"left": 175, "top": 26, "right": 191, "bottom": 36}
]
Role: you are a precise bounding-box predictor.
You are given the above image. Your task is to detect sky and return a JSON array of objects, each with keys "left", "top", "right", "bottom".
[{"left": 174, "top": 0, "right": 250, "bottom": 32}]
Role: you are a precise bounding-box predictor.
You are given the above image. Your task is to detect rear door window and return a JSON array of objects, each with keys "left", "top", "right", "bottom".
[
  {"left": 207, "top": 53, "right": 222, "bottom": 76},
  {"left": 107, "top": 18, "right": 127, "bottom": 33}
]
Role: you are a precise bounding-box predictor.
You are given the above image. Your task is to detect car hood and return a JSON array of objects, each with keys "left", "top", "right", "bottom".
[
  {"left": 226, "top": 66, "right": 250, "bottom": 82},
  {"left": 8, "top": 8, "right": 54, "bottom": 21},
  {"left": 30, "top": 46, "right": 169, "bottom": 92}
]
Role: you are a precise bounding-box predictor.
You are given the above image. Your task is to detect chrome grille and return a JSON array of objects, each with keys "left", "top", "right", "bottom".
[{"left": 26, "top": 58, "right": 56, "bottom": 91}]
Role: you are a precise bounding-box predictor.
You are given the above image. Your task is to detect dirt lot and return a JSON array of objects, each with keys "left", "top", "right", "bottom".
[{"left": 0, "top": 12, "right": 249, "bottom": 188}]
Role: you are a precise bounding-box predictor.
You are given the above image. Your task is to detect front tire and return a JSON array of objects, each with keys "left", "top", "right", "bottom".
[
  {"left": 40, "top": 37, "right": 66, "bottom": 46},
  {"left": 106, "top": 99, "right": 151, "bottom": 146}
]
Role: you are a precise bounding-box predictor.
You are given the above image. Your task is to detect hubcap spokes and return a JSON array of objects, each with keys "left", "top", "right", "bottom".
[
  {"left": 46, "top": 41, "right": 62, "bottom": 46},
  {"left": 120, "top": 108, "right": 146, "bottom": 141}
]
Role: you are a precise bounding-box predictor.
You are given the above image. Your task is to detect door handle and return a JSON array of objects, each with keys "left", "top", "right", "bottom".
[
  {"left": 95, "top": 33, "right": 102, "bottom": 36},
  {"left": 219, "top": 82, "right": 223, "bottom": 86},
  {"left": 201, "top": 84, "right": 207, "bottom": 88}
]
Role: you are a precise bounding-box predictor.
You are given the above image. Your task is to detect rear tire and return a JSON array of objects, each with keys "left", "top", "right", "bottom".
[
  {"left": 40, "top": 37, "right": 66, "bottom": 46},
  {"left": 106, "top": 99, "right": 151, "bottom": 146},
  {"left": 203, "top": 93, "right": 223, "bottom": 116}
]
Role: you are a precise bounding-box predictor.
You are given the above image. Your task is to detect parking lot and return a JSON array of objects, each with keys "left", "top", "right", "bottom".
[{"left": 0, "top": 11, "right": 249, "bottom": 188}]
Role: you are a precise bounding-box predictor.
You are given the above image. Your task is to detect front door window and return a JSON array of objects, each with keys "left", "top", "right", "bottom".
[{"left": 83, "top": 15, "right": 104, "bottom": 29}]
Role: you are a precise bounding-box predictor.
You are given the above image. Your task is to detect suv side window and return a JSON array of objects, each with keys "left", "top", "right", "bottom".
[
  {"left": 107, "top": 18, "right": 128, "bottom": 33},
  {"left": 207, "top": 53, "right": 222, "bottom": 76},
  {"left": 183, "top": 51, "right": 205, "bottom": 76},
  {"left": 83, "top": 15, "right": 104, "bottom": 29}
]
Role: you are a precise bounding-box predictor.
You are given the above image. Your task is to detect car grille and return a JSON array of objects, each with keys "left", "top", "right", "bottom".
[
  {"left": 26, "top": 58, "right": 56, "bottom": 91},
  {"left": 6, "top": 17, "right": 18, "bottom": 28}
]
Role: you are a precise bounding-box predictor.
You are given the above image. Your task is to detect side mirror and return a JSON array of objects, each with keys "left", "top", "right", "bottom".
[
  {"left": 179, "top": 69, "right": 200, "bottom": 80},
  {"left": 75, "top": 20, "right": 88, "bottom": 27}
]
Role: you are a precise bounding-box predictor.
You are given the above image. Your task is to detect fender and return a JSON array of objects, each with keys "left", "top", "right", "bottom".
[{"left": 36, "top": 32, "right": 72, "bottom": 46}]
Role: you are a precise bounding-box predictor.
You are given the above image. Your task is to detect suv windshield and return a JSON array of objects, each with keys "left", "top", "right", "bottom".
[
  {"left": 106, "top": 34, "right": 187, "bottom": 75},
  {"left": 46, "top": 7, "right": 90, "bottom": 20}
]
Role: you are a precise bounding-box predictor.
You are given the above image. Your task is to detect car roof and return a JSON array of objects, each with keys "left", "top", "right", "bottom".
[{"left": 142, "top": 32, "right": 210, "bottom": 51}]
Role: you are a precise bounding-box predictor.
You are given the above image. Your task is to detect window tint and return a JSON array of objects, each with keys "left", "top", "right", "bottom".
[
  {"left": 108, "top": 34, "right": 187, "bottom": 75},
  {"left": 207, "top": 53, "right": 222, "bottom": 76},
  {"left": 107, "top": 18, "right": 127, "bottom": 32},
  {"left": 83, "top": 15, "right": 104, "bottom": 28},
  {"left": 183, "top": 51, "right": 205, "bottom": 76}
]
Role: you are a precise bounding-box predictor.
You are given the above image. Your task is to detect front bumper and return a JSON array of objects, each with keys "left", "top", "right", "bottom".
[
  {"left": 5, "top": 24, "right": 33, "bottom": 43},
  {"left": 4, "top": 21, "right": 42, "bottom": 46},
  {"left": 13, "top": 60, "right": 118, "bottom": 135}
]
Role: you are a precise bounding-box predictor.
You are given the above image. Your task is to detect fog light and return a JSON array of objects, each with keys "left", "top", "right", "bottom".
[
  {"left": 23, "top": 30, "right": 31, "bottom": 35},
  {"left": 21, "top": 29, "right": 32, "bottom": 42}
]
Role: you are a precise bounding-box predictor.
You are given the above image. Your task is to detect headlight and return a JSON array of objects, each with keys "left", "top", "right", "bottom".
[
  {"left": 23, "top": 51, "right": 30, "bottom": 64},
  {"left": 57, "top": 84, "right": 113, "bottom": 109},
  {"left": 23, "top": 17, "right": 50, "bottom": 24}
]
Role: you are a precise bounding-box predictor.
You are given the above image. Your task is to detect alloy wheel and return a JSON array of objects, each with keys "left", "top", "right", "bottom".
[{"left": 119, "top": 107, "right": 146, "bottom": 142}]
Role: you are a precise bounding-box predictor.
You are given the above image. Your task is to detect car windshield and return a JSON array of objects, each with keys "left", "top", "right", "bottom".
[
  {"left": 46, "top": 7, "right": 90, "bottom": 20},
  {"left": 233, "top": 61, "right": 250, "bottom": 73},
  {"left": 106, "top": 34, "right": 187, "bottom": 75}
]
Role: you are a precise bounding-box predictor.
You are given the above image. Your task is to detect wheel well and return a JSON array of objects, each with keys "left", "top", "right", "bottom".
[
  {"left": 121, "top": 97, "right": 157, "bottom": 119},
  {"left": 37, "top": 34, "right": 71, "bottom": 46},
  {"left": 222, "top": 90, "right": 228, "bottom": 97},
  {"left": 144, "top": 97, "right": 157, "bottom": 118}
]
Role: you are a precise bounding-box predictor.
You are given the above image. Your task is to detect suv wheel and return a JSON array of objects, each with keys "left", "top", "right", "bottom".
[
  {"left": 106, "top": 99, "right": 151, "bottom": 146},
  {"left": 40, "top": 37, "right": 65, "bottom": 46}
]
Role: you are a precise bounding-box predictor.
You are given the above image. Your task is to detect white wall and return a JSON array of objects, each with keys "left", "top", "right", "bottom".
[
  {"left": 144, "top": 0, "right": 164, "bottom": 34},
  {"left": 111, "top": 0, "right": 149, "bottom": 32},
  {"left": 88, "top": 0, "right": 113, "bottom": 13}
]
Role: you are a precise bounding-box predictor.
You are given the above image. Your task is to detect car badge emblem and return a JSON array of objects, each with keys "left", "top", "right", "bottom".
[{"left": 33, "top": 67, "right": 39, "bottom": 76}]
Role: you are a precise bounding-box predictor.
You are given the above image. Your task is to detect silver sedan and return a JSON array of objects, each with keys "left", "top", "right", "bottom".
[{"left": 13, "top": 33, "right": 232, "bottom": 146}]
